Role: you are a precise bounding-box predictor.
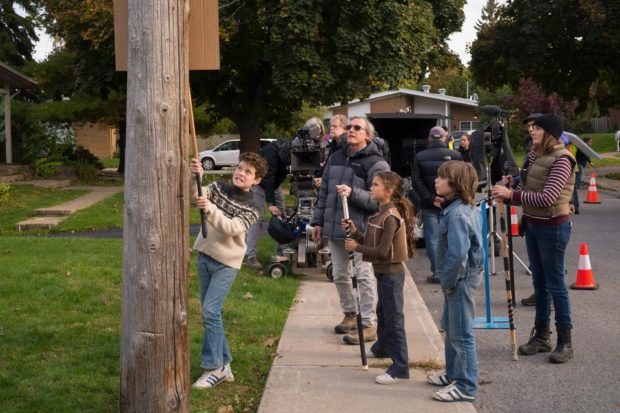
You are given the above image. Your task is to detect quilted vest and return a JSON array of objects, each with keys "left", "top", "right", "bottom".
[
  {"left": 363, "top": 206, "right": 408, "bottom": 264},
  {"left": 523, "top": 144, "right": 576, "bottom": 218}
]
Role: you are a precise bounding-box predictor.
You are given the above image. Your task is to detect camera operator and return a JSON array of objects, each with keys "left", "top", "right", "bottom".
[
  {"left": 311, "top": 116, "right": 389, "bottom": 345},
  {"left": 492, "top": 114, "right": 576, "bottom": 364},
  {"left": 244, "top": 118, "right": 324, "bottom": 270},
  {"left": 411, "top": 126, "right": 462, "bottom": 284}
]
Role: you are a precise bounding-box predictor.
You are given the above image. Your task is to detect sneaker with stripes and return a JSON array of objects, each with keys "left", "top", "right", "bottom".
[
  {"left": 192, "top": 364, "right": 235, "bottom": 389},
  {"left": 426, "top": 372, "right": 452, "bottom": 386},
  {"left": 432, "top": 383, "right": 475, "bottom": 403}
]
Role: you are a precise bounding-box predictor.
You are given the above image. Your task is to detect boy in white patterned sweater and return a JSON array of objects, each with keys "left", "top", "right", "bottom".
[{"left": 190, "top": 152, "right": 267, "bottom": 389}]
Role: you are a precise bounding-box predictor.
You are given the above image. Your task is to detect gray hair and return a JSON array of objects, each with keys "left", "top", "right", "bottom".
[
  {"left": 330, "top": 114, "right": 348, "bottom": 128},
  {"left": 304, "top": 117, "right": 325, "bottom": 139},
  {"left": 350, "top": 116, "right": 375, "bottom": 140}
]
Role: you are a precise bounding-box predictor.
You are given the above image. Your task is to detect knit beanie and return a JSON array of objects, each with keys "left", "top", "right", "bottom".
[{"left": 532, "top": 114, "right": 564, "bottom": 139}]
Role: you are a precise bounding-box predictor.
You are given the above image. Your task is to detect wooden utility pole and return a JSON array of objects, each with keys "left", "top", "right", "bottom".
[{"left": 120, "top": 0, "right": 190, "bottom": 411}]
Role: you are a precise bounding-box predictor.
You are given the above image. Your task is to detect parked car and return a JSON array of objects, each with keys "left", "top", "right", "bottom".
[{"left": 198, "top": 139, "right": 275, "bottom": 170}]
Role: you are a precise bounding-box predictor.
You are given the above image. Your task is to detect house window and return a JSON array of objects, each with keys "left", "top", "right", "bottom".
[{"left": 460, "top": 120, "right": 478, "bottom": 130}]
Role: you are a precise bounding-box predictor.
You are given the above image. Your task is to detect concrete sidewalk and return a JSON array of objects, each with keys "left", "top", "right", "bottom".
[{"left": 257, "top": 262, "right": 475, "bottom": 413}]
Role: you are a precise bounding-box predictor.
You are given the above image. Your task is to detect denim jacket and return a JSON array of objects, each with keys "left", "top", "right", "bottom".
[{"left": 436, "top": 198, "right": 485, "bottom": 292}]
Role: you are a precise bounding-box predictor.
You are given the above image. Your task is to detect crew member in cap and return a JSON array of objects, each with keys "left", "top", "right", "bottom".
[
  {"left": 492, "top": 114, "right": 577, "bottom": 364},
  {"left": 411, "top": 126, "right": 462, "bottom": 284}
]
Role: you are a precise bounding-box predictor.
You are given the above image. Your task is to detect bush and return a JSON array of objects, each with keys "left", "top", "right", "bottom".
[
  {"left": 71, "top": 162, "right": 100, "bottom": 181},
  {"left": 0, "top": 182, "right": 11, "bottom": 205},
  {"left": 33, "top": 158, "right": 63, "bottom": 178},
  {"left": 63, "top": 146, "right": 104, "bottom": 170}
]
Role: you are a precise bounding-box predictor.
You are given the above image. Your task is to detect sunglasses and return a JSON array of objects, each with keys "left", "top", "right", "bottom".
[{"left": 345, "top": 124, "right": 365, "bottom": 132}]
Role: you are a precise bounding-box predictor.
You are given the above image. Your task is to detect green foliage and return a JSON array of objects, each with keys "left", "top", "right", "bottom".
[
  {"left": 191, "top": 1, "right": 465, "bottom": 151},
  {"left": 0, "top": 182, "right": 11, "bottom": 205},
  {"left": 33, "top": 158, "right": 63, "bottom": 178},
  {"left": 0, "top": 0, "right": 39, "bottom": 66},
  {"left": 470, "top": 0, "right": 620, "bottom": 113}
]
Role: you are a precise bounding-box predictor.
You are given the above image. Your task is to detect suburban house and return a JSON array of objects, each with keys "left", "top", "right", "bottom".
[
  {"left": 0, "top": 62, "right": 37, "bottom": 164},
  {"left": 325, "top": 86, "right": 479, "bottom": 132}
]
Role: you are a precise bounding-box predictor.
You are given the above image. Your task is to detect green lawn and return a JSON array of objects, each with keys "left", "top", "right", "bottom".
[
  {"left": 0, "top": 186, "right": 89, "bottom": 234},
  {"left": 0, "top": 235, "right": 297, "bottom": 413},
  {"left": 0, "top": 183, "right": 300, "bottom": 412}
]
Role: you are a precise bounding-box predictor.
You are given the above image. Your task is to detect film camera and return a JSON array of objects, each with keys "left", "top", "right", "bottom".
[
  {"left": 266, "top": 124, "right": 331, "bottom": 278},
  {"left": 471, "top": 105, "right": 519, "bottom": 187}
]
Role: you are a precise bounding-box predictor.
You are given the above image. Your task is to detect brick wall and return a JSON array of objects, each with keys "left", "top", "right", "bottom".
[
  {"left": 74, "top": 123, "right": 118, "bottom": 159},
  {"left": 370, "top": 95, "right": 413, "bottom": 113},
  {"left": 449, "top": 104, "right": 477, "bottom": 131}
]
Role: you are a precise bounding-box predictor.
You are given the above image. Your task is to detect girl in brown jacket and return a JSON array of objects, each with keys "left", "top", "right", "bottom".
[{"left": 343, "top": 171, "right": 415, "bottom": 385}]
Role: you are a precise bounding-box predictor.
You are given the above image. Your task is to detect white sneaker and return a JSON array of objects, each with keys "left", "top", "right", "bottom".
[
  {"left": 192, "top": 364, "right": 234, "bottom": 389},
  {"left": 375, "top": 373, "right": 405, "bottom": 385}
]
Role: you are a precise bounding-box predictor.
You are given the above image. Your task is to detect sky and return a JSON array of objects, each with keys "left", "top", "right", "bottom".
[{"left": 34, "top": 0, "right": 501, "bottom": 64}]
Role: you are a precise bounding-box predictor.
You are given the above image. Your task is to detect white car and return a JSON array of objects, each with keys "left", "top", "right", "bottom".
[{"left": 198, "top": 139, "right": 275, "bottom": 170}]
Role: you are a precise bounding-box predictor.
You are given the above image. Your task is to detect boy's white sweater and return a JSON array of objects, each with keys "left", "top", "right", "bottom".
[{"left": 192, "top": 182, "right": 260, "bottom": 269}]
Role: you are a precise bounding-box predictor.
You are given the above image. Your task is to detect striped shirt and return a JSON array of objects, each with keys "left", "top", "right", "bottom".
[{"left": 511, "top": 150, "right": 573, "bottom": 224}]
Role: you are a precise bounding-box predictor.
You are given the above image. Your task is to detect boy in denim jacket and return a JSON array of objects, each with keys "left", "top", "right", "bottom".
[{"left": 427, "top": 161, "right": 484, "bottom": 403}]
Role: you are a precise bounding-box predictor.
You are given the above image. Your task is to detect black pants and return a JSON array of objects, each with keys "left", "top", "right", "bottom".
[{"left": 371, "top": 271, "right": 409, "bottom": 378}]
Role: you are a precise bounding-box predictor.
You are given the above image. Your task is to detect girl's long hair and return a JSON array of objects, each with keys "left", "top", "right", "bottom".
[{"left": 376, "top": 171, "right": 415, "bottom": 258}]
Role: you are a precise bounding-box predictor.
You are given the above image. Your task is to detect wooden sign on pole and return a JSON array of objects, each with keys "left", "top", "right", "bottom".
[{"left": 113, "top": 0, "right": 220, "bottom": 71}]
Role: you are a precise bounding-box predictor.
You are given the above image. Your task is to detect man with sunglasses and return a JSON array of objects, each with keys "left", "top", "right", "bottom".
[
  {"left": 311, "top": 116, "right": 390, "bottom": 345},
  {"left": 411, "top": 126, "right": 462, "bottom": 284}
]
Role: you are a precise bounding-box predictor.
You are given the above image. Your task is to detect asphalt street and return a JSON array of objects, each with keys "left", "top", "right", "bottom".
[{"left": 414, "top": 189, "right": 620, "bottom": 413}]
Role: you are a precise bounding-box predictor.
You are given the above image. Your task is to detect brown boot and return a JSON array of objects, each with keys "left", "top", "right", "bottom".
[
  {"left": 343, "top": 325, "right": 376, "bottom": 345},
  {"left": 334, "top": 312, "right": 357, "bottom": 334}
]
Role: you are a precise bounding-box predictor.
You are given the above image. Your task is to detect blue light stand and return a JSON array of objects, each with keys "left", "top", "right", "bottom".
[{"left": 474, "top": 200, "right": 509, "bottom": 329}]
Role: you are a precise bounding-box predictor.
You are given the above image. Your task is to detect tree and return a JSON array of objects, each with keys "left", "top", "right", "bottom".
[
  {"left": 502, "top": 78, "right": 578, "bottom": 121},
  {"left": 192, "top": 1, "right": 465, "bottom": 152},
  {"left": 470, "top": 0, "right": 620, "bottom": 112},
  {"left": 119, "top": 0, "right": 190, "bottom": 410},
  {"left": 0, "top": 0, "right": 40, "bottom": 66}
]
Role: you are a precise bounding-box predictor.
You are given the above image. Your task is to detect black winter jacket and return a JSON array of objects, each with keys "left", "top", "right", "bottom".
[
  {"left": 411, "top": 140, "right": 462, "bottom": 212},
  {"left": 259, "top": 139, "right": 290, "bottom": 205},
  {"left": 311, "top": 141, "right": 390, "bottom": 240}
]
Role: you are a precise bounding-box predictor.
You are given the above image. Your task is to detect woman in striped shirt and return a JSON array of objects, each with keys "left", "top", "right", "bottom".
[{"left": 492, "top": 114, "right": 576, "bottom": 364}]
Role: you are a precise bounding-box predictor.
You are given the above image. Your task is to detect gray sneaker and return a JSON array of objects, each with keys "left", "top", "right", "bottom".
[{"left": 244, "top": 256, "right": 263, "bottom": 270}]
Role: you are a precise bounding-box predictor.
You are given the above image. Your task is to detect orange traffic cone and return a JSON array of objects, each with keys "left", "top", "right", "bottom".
[
  {"left": 570, "top": 243, "right": 599, "bottom": 290},
  {"left": 510, "top": 206, "right": 519, "bottom": 236},
  {"left": 584, "top": 173, "right": 601, "bottom": 204}
]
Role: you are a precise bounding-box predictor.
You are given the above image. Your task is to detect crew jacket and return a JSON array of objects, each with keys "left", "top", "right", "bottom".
[
  {"left": 411, "top": 140, "right": 462, "bottom": 212},
  {"left": 311, "top": 141, "right": 390, "bottom": 240}
]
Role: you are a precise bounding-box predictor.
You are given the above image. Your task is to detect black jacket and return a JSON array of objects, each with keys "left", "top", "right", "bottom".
[
  {"left": 259, "top": 139, "right": 290, "bottom": 205},
  {"left": 312, "top": 141, "right": 390, "bottom": 239},
  {"left": 411, "top": 140, "right": 462, "bottom": 211}
]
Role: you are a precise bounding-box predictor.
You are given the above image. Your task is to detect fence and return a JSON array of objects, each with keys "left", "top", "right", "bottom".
[{"left": 591, "top": 117, "right": 610, "bottom": 132}]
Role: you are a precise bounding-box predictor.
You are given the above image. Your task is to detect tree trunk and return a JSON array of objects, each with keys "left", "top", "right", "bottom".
[
  {"left": 238, "top": 68, "right": 270, "bottom": 154},
  {"left": 120, "top": 0, "right": 190, "bottom": 411}
]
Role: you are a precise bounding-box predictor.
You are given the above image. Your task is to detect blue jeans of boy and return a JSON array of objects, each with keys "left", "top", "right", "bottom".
[
  {"left": 371, "top": 272, "right": 409, "bottom": 379},
  {"left": 441, "top": 272, "right": 481, "bottom": 397},
  {"left": 423, "top": 210, "right": 441, "bottom": 276},
  {"left": 198, "top": 253, "right": 238, "bottom": 370},
  {"left": 525, "top": 220, "right": 572, "bottom": 328}
]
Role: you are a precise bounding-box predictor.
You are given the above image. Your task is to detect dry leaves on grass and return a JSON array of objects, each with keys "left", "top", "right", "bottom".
[
  {"left": 243, "top": 292, "right": 253, "bottom": 300},
  {"left": 263, "top": 336, "right": 278, "bottom": 347},
  {"left": 217, "top": 405, "right": 235, "bottom": 413}
]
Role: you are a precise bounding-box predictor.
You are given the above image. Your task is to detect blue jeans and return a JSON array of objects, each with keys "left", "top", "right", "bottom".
[
  {"left": 197, "top": 253, "right": 238, "bottom": 370},
  {"left": 525, "top": 220, "right": 572, "bottom": 328},
  {"left": 571, "top": 164, "right": 585, "bottom": 210},
  {"left": 423, "top": 210, "right": 441, "bottom": 275},
  {"left": 441, "top": 272, "right": 481, "bottom": 397},
  {"left": 371, "top": 272, "right": 409, "bottom": 379}
]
